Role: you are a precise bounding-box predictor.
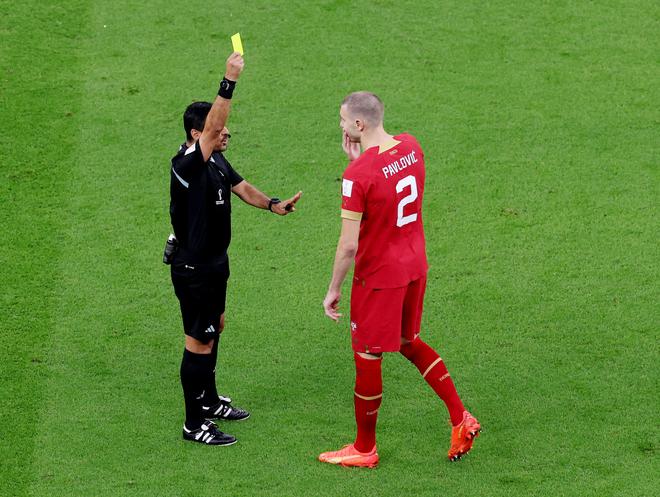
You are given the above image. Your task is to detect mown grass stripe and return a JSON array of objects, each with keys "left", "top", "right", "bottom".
[{"left": 0, "top": 2, "right": 90, "bottom": 496}]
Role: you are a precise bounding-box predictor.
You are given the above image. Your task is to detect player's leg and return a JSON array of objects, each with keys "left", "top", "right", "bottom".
[
  {"left": 319, "top": 283, "right": 405, "bottom": 468},
  {"left": 353, "top": 351, "right": 383, "bottom": 453},
  {"left": 399, "top": 276, "right": 465, "bottom": 423},
  {"left": 319, "top": 351, "right": 381, "bottom": 468},
  {"left": 399, "top": 336, "right": 465, "bottom": 425},
  {"left": 399, "top": 276, "right": 480, "bottom": 460}
]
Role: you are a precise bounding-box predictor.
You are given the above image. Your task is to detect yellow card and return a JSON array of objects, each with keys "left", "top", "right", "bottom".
[{"left": 231, "top": 33, "right": 244, "bottom": 55}]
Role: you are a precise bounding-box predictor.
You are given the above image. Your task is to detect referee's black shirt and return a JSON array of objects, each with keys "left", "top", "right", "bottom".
[{"left": 170, "top": 141, "right": 244, "bottom": 262}]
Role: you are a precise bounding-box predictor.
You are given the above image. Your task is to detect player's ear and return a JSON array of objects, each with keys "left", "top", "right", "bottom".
[
  {"left": 355, "top": 119, "right": 365, "bottom": 132},
  {"left": 191, "top": 129, "right": 202, "bottom": 141}
]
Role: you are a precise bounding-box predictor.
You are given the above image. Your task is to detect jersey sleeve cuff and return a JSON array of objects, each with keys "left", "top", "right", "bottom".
[{"left": 341, "top": 209, "right": 363, "bottom": 221}]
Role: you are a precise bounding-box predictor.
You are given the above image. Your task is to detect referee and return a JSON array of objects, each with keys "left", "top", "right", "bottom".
[{"left": 168, "top": 51, "right": 301, "bottom": 446}]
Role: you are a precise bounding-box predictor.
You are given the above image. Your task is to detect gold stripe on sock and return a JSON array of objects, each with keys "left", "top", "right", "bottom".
[
  {"left": 354, "top": 391, "right": 383, "bottom": 401},
  {"left": 422, "top": 357, "right": 443, "bottom": 379}
]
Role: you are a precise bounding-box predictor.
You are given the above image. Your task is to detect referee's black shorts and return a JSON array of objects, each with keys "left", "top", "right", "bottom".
[{"left": 171, "top": 258, "right": 229, "bottom": 343}]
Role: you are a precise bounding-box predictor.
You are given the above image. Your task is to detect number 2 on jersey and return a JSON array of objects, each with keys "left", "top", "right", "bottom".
[{"left": 396, "top": 175, "right": 418, "bottom": 227}]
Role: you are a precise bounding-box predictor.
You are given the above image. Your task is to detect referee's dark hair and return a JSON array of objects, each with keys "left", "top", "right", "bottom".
[{"left": 183, "top": 101, "right": 212, "bottom": 141}]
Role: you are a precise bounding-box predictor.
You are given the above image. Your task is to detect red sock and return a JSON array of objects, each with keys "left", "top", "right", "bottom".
[
  {"left": 400, "top": 338, "right": 465, "bottom": 426},
  {"left": 353, "top": 352, "right": 382, "bottom": 453}
]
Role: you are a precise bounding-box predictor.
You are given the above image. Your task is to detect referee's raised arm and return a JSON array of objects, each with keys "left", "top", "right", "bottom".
[{"left": 198, "top": 52, "right": 244, "bottom": 162}]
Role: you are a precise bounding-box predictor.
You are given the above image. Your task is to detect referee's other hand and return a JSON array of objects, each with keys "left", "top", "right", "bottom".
[
  {"left": 272, "top": 191, "right": 303, "bottom": 216},
  {"left": 225, "top": 52, "right": 244, "bottom": 81}
]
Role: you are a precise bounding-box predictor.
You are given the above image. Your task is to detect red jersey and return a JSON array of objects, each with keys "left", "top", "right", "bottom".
[{"left": 341, "top": 133, "right": 428, "bottom": 288}]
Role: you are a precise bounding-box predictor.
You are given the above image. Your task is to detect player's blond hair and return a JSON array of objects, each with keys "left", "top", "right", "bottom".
[{"left": 341, "top": 92, "right": 384, "bottom": 126}]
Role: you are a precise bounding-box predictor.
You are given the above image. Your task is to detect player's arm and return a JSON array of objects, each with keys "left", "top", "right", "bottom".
[
  {"left": 198, "top": 52, "right": 244, "bottom": 162},
  {"left": 232, "top": 181, "right": 302, "bottom": 215},
  {"left": 323, "top": 217, "right": 361, "bottom": 321}
]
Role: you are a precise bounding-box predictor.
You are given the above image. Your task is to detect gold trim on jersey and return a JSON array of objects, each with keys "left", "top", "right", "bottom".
[
  {"left": 341, "top": 209, "right": 363, "bottom": 221},
  {"left": 378, "top": 138, "right": 401, "bottom": 154}
]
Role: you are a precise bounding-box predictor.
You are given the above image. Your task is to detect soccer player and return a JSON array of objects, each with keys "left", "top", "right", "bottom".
[
  {"left": 169, "top": 51, "right": 302, "bottom": 446},
  {"left": 319, "top": 92, "right": 480, "bottom": 466}
]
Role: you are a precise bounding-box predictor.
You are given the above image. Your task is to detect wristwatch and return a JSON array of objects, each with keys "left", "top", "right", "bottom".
[{"left": 268, "top": 197, "right": 281, "bottom": 212}]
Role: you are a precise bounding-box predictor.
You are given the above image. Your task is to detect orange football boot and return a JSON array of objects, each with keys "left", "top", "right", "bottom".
[
  {"left": 448, "top": 411, "right": 481, "bottom": 461},
  {"left": 318, "top": 443, "right": 379, "bottom": 468}
]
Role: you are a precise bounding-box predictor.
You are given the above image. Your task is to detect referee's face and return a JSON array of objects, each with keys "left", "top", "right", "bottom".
[{"left": 219, "top": 127, "right": 231, "bottom": 152}]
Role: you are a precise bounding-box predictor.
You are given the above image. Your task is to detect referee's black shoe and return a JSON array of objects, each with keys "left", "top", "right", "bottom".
[
  {"left": 182, "top": 420, "right": 237, "bottom": 446},
  {"left": 202, "top": 395, "right": 250, "bottom": 421}
]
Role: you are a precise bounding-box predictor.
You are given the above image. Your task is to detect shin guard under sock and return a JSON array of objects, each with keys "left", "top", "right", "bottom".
[
  {"left": 353, "top": 352, "right": 383, "bottom": 453},
  {"left": 400, "top": 338, "right": 465, "bottom": 426},
  {"left": 204, "top": 337, "right": 221, "bottom": 405}
]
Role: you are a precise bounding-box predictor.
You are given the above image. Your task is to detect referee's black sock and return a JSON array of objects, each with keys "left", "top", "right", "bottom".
[
  {"left": 180, "top": 348, "right": 214, "bottom": 431},
  {"left": 205, "top": 337, "right": 221, "bottom": 405}
]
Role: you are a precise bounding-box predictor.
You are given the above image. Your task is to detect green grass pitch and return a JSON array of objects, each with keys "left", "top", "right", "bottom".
[{"left": 1, "top": 1, "right": 658, "bottom": 496}]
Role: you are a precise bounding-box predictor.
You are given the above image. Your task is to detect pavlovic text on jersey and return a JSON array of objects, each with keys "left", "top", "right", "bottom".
[{"left": 381, "top": 150, "right": 418, "bottom": 179}]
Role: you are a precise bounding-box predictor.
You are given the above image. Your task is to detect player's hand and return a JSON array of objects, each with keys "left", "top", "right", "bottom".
[
  {"left": 272, "top": 191, "right": 303, "bottom": 215},
  {"left": 342, "top": 131, "right": 361, "bottom": 162},
  {"left": 225, "top": 52, "right": 244, "bottom": 81},
  {"left": 323, "top": 288, "right": 342, "bottom": 321}
]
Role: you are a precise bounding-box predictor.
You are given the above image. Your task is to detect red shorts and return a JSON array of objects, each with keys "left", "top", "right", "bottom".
[{"left": 349, "top": 275, "right": 427, "bottom": 354}]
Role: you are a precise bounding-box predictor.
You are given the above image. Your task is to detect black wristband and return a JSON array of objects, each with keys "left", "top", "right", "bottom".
[{"left": 218, "top": 78, "right": 236, "bottom": 99}]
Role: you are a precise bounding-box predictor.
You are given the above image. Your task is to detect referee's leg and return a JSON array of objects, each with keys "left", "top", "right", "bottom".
[
  {"left": 194, "top": 313, "right": 251, "bottom": 423},
  {"left": 185, "top": 334, "right": 215, "bottom": 354},
  {"left": 206, "top": 314, "right": 225, "bottom": 403},
  {"left": 181, "top": 334, "right": 215, "bottom": 431},
  {"left": 180, "top": 331, "right": 237, "bottom": 445}
]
